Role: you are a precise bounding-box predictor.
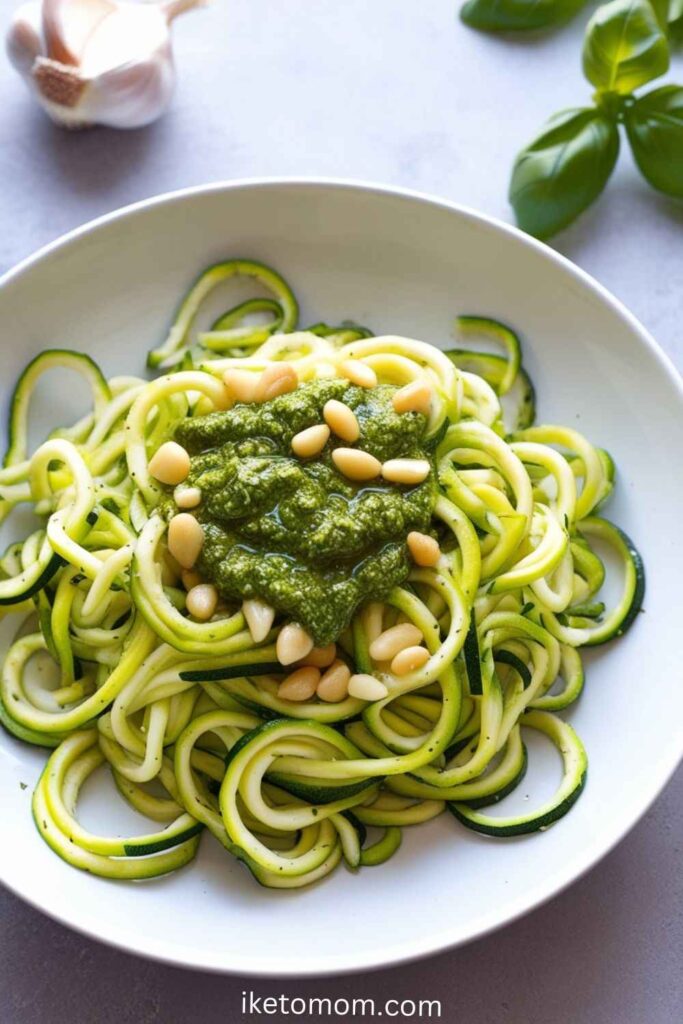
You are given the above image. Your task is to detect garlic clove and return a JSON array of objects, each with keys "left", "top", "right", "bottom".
[
  {"left": 42, "top": 0, "right": 116, "bottom": 66},
  {"left": 7, "top": 0, "right": 204, "bottom": 130},
  {"left": 6, "top": 3, "right": 43, "bottom": 74},
  {"left": 80, "top": 52, "right": 176, "bottom": 129},
  {"left": 79, "top": 3, "right": 169, "bottom": 76},
  {"left": 32, "top": 56, "right": 88, "bottom": 116}
]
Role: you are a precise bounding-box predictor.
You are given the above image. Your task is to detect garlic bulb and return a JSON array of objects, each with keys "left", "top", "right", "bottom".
[{"left": 6, "top": 0, "right": 203, "bottom": 129}]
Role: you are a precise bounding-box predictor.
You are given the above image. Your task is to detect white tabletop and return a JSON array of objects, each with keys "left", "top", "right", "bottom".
[{"left": 0, "top": 2, "right": 681, "bottom": 1020}]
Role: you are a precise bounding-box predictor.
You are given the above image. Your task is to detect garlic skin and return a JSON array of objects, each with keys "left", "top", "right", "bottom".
[{"left": 6, "top": 0, "right": 203, "bottom": 129}]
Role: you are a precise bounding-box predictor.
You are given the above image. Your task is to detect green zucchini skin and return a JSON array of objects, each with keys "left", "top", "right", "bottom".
[
  {"left": 455, "top": 316, "right": 522, "bottom": 396},
  {"left": 495, "top": 649, "right": 532, "bottom": 689},
  {"left": 445, "top": 351, "right": 536, "bottom": 430},
  {"left": 448, "top": 773, "right": 586, "bottom": 836},
  {"left": 342, "top": 811, "right": 368, "bottom": 848},
  {"left": 4, "top": 349, "right": 110, "bottom": 468},
  {"left": 210, "top": 297, "right": 284, "bottom": 333},
  {"left": 448, "top": 712, "right": 587, "bottom": 836},
  {"left": 147, "top": 259, "right": 299, "bottom": 369},
  {"left": 458, "top": 742, "right": 528, "bottom": 811},
  {"left": 266, "top": 773, "right": 380, "bottom": 805},
  {"left": 123, "top": 822, "right": 204, "bottom": 857},
  {"left": 0, "top": 696, "right": 65, "bottom": 748},
  {"left": 180, "top": 662, "right": 283, "bottom": 682},
  {"left": 579, "top": 520, "right": 645, "bottom": 645},
  {"left": 220, "top": 695, "right": 282, "bottom": 721},
  {"left": 445, "top": 314, "right": 535, "bottom": 430},
  {"left": 222, "top": 721, "right": 271, "bottom": 771},
  {"left": 359, "top": 826, "right": 402, "bottom": 867},
  {"left": 0, "top": 553, "right": 64, "bottom": 606},
  {"left": 31, "top": 732, "right": 204, "bottom": 878},
  {"left": 463, "top": 609, "right": 483, "bottom": 696},
  {"left": 538, "top": 518, "right": 645, "bottom": 648}
]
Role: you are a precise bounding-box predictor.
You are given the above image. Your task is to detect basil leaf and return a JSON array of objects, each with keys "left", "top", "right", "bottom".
[
  {"left": 648, "top": 0, "right": 671, "bottom": 28},
  {"left": 668, "top": 0, "right": 683, "bottom": 39},
  {"left": 460, "top": 0, "right": 585, "bottom": 32},
  {"left": 582, "top": 0, "right": 669, "bottom": 96},
  {"left": 625, "top": 85, "right": 683, "bottom": 196},
  {"left": 509, "top": 108, "right": 620, "bottom": 239}
]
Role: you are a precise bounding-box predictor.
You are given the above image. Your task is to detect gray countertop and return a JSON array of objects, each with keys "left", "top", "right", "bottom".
[{"left": 0, "top": 2, "right": 681, "bottom": 1021}]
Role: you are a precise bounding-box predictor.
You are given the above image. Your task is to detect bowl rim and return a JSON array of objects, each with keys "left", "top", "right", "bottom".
[{"left": 0, "top": 176, "right": 681, "bottom": 978}]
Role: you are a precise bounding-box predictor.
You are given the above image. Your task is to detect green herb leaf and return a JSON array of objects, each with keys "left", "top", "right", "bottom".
[
  {"left": 648, "top": 0, "right": 671, "bottom": 29},
  {"left": 625, "top": 85, "right": 683, "bottom": 196},
  {"left": 582, "top": 0, "right": 669, "bottom": 96},
  {"left": 668, "top": 0, "right": 683, "bottom": 41},
  {"left": 460, "top": 0, "right": 585, "bottom": 32},
  {"left": 509, "top": 108, "right": 620, "bottom": 239}
]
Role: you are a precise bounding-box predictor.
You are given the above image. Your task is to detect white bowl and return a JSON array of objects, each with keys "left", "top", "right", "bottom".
[{"left": 0, "top": 180, "right": 681, "bottom": 977}]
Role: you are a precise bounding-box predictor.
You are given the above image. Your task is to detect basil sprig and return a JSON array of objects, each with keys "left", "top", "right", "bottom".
[
  {"left": 509, "top": 0, "right": 683, "bottom": 238},
  {"left": 459, "top": 0, "right": 683, "bottom": 34},
  {"left": 460, "top": 0, "right": 585, "bottom": 32}
]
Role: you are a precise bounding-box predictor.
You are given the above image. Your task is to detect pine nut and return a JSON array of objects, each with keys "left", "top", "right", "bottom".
[
  {"left": 339, "top": 359, "right": 377, "bottom": 389},
  {"left": 291, "top": 424, "right": 330, "bottom": 458},
  {"left": 381, "top": 458, "right": 431, "bottom": 485},
  {"left": 149, "top": 441, "right": 190, "bottom": 486},
  {"left": 167, "top": 513, "right": 204, "bottom": 569},
  {"left": 348, "top": 673, "right": 388, "bottom": 701},
  {"left": 256, "top": 363, "right": 298, "bottom": 402},
  {"left": 407, "top": 530, "right": 441, "bottom": 567},
  {"left": 181, "top": 569, "right": 202, "bottom": 591},
  {"left": 317, "top": 660, "right": 351, "bottom": 702},
  {"left": 391, "top": 645, "right": 430, "bottom": 676},
  {"left": 223, "top": 368, "right": 260, "bottom": 404},
  {"left": 332, "top": 447, "right": 381, "bottom": 481},
  {"left": 323, "top": 400, "right": 360, "bottom": 442},
  {"left": 363, "top": 601, "right": 385, "bottom": 645},
  {"left": 243, "top": 598, "right": 275, "bottom": 643},
  {"left": 276, "top": 622, "right": 314, "bottom": 665},
  {"left": 302, "top": 643, "right": 337, "bottom": 668},
  {"left": 392, "top": 380, "right": 433, "bottom": 414},
  {"left": 186, "top": 583, "right": 218, "bottom": 621},
  {"left": 174, "top": 485, "right": 202, "bottom": 509},
  {"left": 278, "top": 666, "right": 320, "bottom": 702},
  {"left": 369, "top": 623, "right": 423, "bottom": 662}
]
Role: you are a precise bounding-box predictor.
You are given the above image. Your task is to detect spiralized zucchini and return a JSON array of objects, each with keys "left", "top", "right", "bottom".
[{"left": 0, "top": 262, "right": 644, "bottom": 887}]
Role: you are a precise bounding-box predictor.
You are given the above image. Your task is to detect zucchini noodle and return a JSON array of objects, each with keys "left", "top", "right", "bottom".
[{"left": 0, "top": 261, "right": 645, "bottom": 888}]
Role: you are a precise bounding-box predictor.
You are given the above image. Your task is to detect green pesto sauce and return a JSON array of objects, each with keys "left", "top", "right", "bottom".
[{"left": 175, "top": 379, "right": 435, "bottom": 644}]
